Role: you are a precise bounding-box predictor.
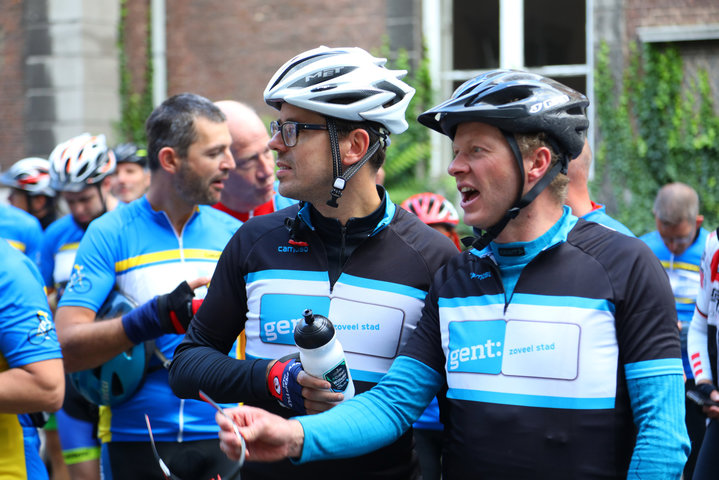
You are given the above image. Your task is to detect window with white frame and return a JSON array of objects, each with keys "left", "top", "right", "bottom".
[{"left": 423, "top": 0, "right": 592, "bottom": 176}]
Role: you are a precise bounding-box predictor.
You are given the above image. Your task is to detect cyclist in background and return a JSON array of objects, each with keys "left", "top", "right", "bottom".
[
  {"left": 212, "top": 100, "right": 296, "bottom": 222},
  {"left": 110, "top": 143, "right": 151, "bottom": 203},
  {"left": 1, "top": 156, "right": 58, "bottom": 229},
  {"left": 55, "top": 93, "right": 241, "bottom": 480},
  {"left": 43, "top": 133, "right": 119, "bottom": 480}
]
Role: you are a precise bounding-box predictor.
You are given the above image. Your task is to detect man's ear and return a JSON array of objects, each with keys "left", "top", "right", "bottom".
[
  {"left": 341, "top": 128, "right": 371, "bottom": 167},
  {"left": 525, "top": 146, "right": 553, "bottom": 184},
  {"left": 157, "top": 146, "right": 180, "bottom": 173}
]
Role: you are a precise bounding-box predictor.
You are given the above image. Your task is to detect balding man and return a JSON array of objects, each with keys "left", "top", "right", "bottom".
[
  {"left": 565, "top": 139, "right": 633, "bottom": 236},
  {"left": 213, "top": 101, "right": 295, "bottom": 221},
  {"left": 641, "top": 181, "right": 709, "bottom": 480}
]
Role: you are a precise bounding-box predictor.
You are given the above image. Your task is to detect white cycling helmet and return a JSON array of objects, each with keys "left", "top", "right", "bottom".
[
  {"left": 0, "top": 157, "right": 55, "bottom": 197},
  {"left": 264, "top": 46, "right": 415, "bottom": 207},
  {"left": 49, "top": 133, "right": 116, "bottom": 192},
  {"left": 264, "top": 46, "right": 415, "bottom": 135}
]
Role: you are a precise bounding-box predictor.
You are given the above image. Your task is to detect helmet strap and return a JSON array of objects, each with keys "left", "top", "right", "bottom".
[
  {"left": 325, "top": 119, "right": 386, "bottom": 208},
  {"left": 465, "top": 132, "right": 566, "bottom": 250}
]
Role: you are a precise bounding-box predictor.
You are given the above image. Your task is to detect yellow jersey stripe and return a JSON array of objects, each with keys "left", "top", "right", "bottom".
[{"left": 115, "top": 249, "right": 221, "bottom": 273}]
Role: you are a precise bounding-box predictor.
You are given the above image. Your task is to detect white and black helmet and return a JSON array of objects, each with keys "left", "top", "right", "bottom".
[
  {"left": 264, "top": 46, "right": 415, "bottom": 207},
  {"left": 264, "top": 46, "right": 415, "bottom": 135},
  {"left": 49, "top": 133, "right": 116, "bottom": 192},
  {"left": 0, "top": 157, "right": 55, "bottom": 197}
]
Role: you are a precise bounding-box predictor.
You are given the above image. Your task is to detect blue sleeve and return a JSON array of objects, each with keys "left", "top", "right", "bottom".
[
  {"left": 624, "top": 361, "right": 689, "bottom": 478},
  {"left": 0, "top": 244, "right": 62, "bottom": 367},
  {"left": 297, "top": 355, "right": 442, "bottom": 463}
]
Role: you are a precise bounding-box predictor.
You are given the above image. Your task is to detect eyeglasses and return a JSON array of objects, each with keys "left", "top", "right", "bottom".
[{"left": 270, "top": 120, "right": 327, "bottom": 147}]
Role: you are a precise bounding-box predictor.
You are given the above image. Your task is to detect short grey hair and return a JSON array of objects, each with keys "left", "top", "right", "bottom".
[{"left": 653, "top": 182, "right": 699, "bottom": 225}]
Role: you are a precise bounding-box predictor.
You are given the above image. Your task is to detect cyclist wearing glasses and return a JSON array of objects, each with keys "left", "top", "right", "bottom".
[
  {"left": 55, "top": 94, "right": 241, "bottom": 479},
  {"left": 212, "top": 100, "right": 296, "bottom": 222},
  {"left": 640, "top": 182, "right": 709, "bottom": 479},
  {"left": 169, "top": 46, "right": 459, "bottom": 480},
  {"left": 212, "top": 70, "right": 689, "bottom": 479}
]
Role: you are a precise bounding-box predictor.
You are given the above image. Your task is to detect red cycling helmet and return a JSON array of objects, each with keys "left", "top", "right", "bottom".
[{"left": 401, "top": 193, "right": 462, "bottom": 250}]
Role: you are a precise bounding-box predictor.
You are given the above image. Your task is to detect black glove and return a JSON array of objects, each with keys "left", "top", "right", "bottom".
[{"left": 157, "top": 281, "right": 201, "bottom": 334}]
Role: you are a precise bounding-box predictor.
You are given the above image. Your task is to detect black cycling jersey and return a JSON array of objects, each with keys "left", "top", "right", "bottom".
[
  {"left": 401, "top": 218, "right": 682, "bottom": 478},
  {"left": 170, "top": 188, "right": 459, "bottom": 480}
]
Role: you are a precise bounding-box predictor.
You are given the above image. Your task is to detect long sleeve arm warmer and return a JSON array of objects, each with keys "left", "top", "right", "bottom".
[
  {"left": 297, "top": 355, "right": 442, "bottom": 463},
  {"left": 625, "top": 362, "right": 689, "bottom": 479},
  {"left": 169, "top": 322, "right": 272, "bottom": 403},
  {"left": 688, "top": 307, "right": 713, "bottom": 383}
]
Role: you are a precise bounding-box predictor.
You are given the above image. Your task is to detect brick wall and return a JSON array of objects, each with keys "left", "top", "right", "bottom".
[
  {"left": 625, "top": 0, "right": 719, "bottom": 35},
  {"left": 124, "top": 0, "right": 388, "bottom": 120}
]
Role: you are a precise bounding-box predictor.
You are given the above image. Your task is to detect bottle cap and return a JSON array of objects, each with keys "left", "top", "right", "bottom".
[{"left": 294, "top": 309, "right": 335, "bottom": 349}]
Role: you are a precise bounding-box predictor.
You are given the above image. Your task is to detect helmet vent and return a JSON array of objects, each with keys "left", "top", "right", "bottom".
[
  {"left": 112, "top": 372, "right": 124, "bottom": 395},
  {"left": 375, "top": 81, "right": 405, "bottom": 107},
  {"left": 482, "top": 88, "right": 531, "bottom": 107}
]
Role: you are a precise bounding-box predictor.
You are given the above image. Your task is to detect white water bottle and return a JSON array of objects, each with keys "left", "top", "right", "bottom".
[{"left": 294, "top": 309, "right": 355, "bottom": 400}]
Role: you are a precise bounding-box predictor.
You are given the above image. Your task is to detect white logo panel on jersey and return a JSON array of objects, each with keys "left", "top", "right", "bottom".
[
  {"left": 441, "top": 295, "right": 619, "bottom": 409},
  {"left": 53, "top": 246, "right": 78, "bottom": 287},
  {"left": 244, "top": 271, "right": 425, "bottom": 377},
  {"left": 665, "top": 264, "right": 700, "bottom": 304},
  {"left": 116, "top": 260, "right": 216, "bottom": 305}
]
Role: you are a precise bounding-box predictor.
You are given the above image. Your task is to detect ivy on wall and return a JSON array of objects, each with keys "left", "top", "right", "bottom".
[
  {"left": 116, "top": 0, "right": 153, "bottom": 145},
  {"left": 594, "top": 41, "right": 719, "bottom": 235}
]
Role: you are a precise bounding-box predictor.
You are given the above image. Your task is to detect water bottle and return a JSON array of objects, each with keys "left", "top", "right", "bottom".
[{"left": 294, "top": 309, "right": 355, "bottom": 400}]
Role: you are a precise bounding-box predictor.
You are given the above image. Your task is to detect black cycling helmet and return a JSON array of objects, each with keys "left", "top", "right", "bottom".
[
  {"left": 113, "top": 142, "right": 148, "bottom": 168},
  {"left": 418, "top": 69, "right": 589, "bottom": 249}
]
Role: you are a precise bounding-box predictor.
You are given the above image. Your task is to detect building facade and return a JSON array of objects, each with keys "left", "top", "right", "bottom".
[{"left": 1, "top": 0, "right": 717, "bottom": 174}]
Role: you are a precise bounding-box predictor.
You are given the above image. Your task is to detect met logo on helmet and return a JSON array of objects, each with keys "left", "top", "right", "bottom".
[
  {"left": 528, "top": 94, "right": 570, "bottom": 114},
  {"left": 305, "top": 67, "right": 343, "bottom": 84}
]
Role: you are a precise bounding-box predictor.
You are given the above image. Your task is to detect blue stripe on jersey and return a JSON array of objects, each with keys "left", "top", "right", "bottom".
[
  {"left": 511, "top": 293, "right": 616, "bottom": 313},
  {"left": 246, "top": 269, "right": 329, "bottom": 283},
  {"left": 439, "top": 294, "right": 504, "bottom": 308},
  {"left": 341, "top": 273, "right": 427, "bottom": 300},
  {"left": 447, "top": 388, "right": 615, "bottom": 410},
  {"left": 439, "top": 293, "right": 614, "bottom": 313},
  {"left": 624, "top": 358, "right": 684, "bottom": 379}
]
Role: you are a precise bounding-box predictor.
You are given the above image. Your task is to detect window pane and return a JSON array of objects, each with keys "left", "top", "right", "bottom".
[
  {"left": 550, "top": 75, "right": 586, "bottom": 96},
  {"left": 524, "top": 0, "right": 585, "bottom": 67},
  {"left": 453, "top": 0, "right": 500, "bottom": 70}
]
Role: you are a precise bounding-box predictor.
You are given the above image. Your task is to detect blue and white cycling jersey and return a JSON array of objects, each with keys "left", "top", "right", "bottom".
[
  {"left": 40, "top": 214, "right": 86, "bottom": 294},
  {"left": 171, "top": 192, "right": 459, "bottom": 480},
  {"left": 58, "top": 195, "right": 240, "bottom": 442},
  {"left": 0, "top": 240, "right": 62, "bottom": 480},
  {"left": 641, "top": 228, "right": 709, "bottom": 378},
  {"left": 0, "top": 204, "right": 43, "bottom": 266}
]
